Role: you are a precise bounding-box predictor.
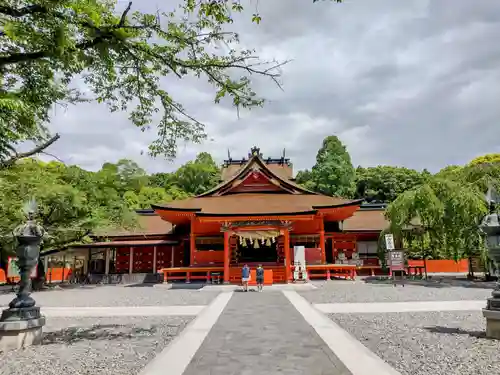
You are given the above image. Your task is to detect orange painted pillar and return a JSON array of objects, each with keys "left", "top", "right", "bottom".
[
  {"left": 190, "top": 233, "right": 195, "bottom": 266},
  {"left": 223, "top": 231, "right": 230, "bottom": 284},
  {"left": 284, "top": 229, "right": 291, "bottom": 283},
  {"left": 319, "top": 216, "right": 326, "bottom": 264},
  {"left": 190, "top": 217, "right": 196, "bottom": 266},
  {"left": 320, "top": 230, "right": 326, "bottom": 264}
]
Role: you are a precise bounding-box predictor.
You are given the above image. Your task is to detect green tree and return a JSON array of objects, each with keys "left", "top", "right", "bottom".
[
  {"left": 0, "top": 0, "right": 290, "bottom": 163},
  {"left": 173, "top": 152, "right": 220, "bottom": 195},
  {"left": 354, "top": 166, "right": 426, "bottom": 203},
  {"left": 295, "top": 169, "right": 316, "bottom": 190},
  {"left": 469, "top": 153, "right": 500, "bottom": 166},
  {"left": 96, "top": 159, "right": 148, "bottom": 194},
  {"left": 435, "top": 165, "right": 463, "bottom": 180},
  {"left": 124, "top": 186, "right": 172, "bottom": 210},
  {"left": 0, "top": 159, "right": 136, "bottom": 267},
  {"left": 386, "top": 177, "right": 488, "bottom": 266},
  {"left": 149, "top": 172, "right": 177, "bottom": 189},
  {"left": 307, "top": 136, "right": 356, "bottom": 197}
]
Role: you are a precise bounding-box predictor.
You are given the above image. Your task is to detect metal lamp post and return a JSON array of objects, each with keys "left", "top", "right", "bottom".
[{"left": 480, "top": 203, "right": 500, "bottom": 339}]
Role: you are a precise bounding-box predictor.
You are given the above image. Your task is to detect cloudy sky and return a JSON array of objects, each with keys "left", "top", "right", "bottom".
[{"left": 41, "top": 0, "right": 500, "bottom": 174}]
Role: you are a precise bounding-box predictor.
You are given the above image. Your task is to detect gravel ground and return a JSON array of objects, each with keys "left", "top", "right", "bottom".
[
  {"left": 0, "top": 316, "right": 192, "bottom": 375},
  {"left": 0, "top": 285, "right": 219, "bottom": 307},
  {"left": 331, "top": 311, "right": 500, "bottom": 375},
  {"left": 302, "top": 280, "right": 493, "bottom": 303}
]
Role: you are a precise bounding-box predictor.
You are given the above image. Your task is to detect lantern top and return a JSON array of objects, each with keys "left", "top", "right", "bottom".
[{"left": 480, "top": 202, "right": 500, "bottom": 236}]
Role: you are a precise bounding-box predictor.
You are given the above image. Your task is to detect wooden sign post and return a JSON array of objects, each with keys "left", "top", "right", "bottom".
[
  {"left": 389, "top": 250, "right": 405, "bottom": 287},
  {"left": 385, "top": 233, "right": 405, "bottom": 286}
]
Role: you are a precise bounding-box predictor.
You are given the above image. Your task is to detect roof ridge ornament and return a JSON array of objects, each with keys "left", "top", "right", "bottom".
[{"left": 249, "top": 146, "right": 262, "bottom": 158}]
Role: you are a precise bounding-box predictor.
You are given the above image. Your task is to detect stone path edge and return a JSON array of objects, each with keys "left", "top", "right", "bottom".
[
  {"left": 315, "top": 300, "right": 485, "bottom": 314},
  {"left": 36, "top": 305, "right": 205, "bottom": 317},
  {"left": 283, "top": 290, "right": 402, "bottom": 375},
  {"left": 139, "top": 292, "right": 233, "bottom": 375}
]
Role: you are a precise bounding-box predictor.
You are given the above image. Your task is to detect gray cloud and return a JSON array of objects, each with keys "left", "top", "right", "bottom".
[{"left": 37, "top": 0, "right": 500, "bottom": 174}]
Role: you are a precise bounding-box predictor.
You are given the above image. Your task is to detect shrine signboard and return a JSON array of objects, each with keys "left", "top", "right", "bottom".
[
  {"left": 384, "top": 234, "right": 395, "bottom": 250},
  {"left": 388, "top": 249, "right": 406, "bottom": 287},
  {"left": 389, "top": 250, "right": 405, "bottom": 271}
]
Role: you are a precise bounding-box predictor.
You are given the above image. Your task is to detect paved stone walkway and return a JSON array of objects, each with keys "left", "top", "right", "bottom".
[{"left": 183, "top": 291, "right": 350, "bottom": 375}]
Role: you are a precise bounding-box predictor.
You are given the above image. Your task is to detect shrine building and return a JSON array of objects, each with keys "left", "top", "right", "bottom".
[{"left": 45, "top": 147, "right": 388, "bottom": 284}]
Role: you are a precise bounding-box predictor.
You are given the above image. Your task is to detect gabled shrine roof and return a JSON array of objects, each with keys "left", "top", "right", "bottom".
[
  {"left": 199, "top": 147, "right": 317, "bottom": 197},
  {"left": 152, "top": 147, "right": 363, "bottom": 221}
]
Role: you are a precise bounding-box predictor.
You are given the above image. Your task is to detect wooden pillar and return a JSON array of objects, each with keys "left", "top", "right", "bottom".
[
  {"left": 284, "top": 229, "right": 291, "bottom": 283},
  {"left": 43, "top": 255, "right": 49, "bottom": 272},
  {"left": 320, "top": 217, "right": 326, "bottom": 264},
  {"left": 331, "top": 237, "right": 336, "bottom": 263},
  {"left": 223, "top": 231, "right": 230, "bottom": 284},
  {"left": 190, "top": 217, "right": 196, "bottom": 266},
  {"left": 171, "top": 245, "right": 174, "bottom": 268},
  {"left": 87, "top": 248, "right": 92, "bottom": 274},
  {"left": 190, "top": 233, "right": 195, "bottom": 266},
  {"left": 62, "top": 254, "right": 66, "bottom": 283},
  {"left": 104, "top": 248, "right": 110, "bottom": 275},
  {"left": 48, "top": 256, "right": 52, "bottom": 284},
  {"left": 129, "top": 247, "right": 134, "bottom": 275},
  {"left": 83, "top": 251, "right": 88, "bottom": 275},
  {"left": 153, "top": 246, "right": 157, "bottom": 273}
]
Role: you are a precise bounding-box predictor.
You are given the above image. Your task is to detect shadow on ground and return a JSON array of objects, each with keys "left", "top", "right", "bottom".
[
  {"left": 165, "top": 282, "right": 205, "bottom": 290},
  {"left": 42, "top": 324, "right": 166, "bottom": 345},
  {"left": 363, "top": 277, "right": 496, "bottom": 289},
  {"left": 124, "top": 283, "right": 156, "bottom": 288},
  {"left": 423, "top": 325, "right": 491, "bottom": 339}
]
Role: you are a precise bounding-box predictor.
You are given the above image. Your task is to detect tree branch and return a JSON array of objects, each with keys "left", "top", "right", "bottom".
[
  {"left": 0, "top": 2, "right": 135, "bottom": 66},
  {"left": 1, "top": 133, "right": 60, "bottom": 168},
  {"left": 0, "top": 5, "right": 44, "bottom": 17}
]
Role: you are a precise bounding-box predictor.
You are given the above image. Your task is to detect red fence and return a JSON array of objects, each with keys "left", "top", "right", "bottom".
[{"left": 407, "top": 259, "right": 469, "bottom": 273}]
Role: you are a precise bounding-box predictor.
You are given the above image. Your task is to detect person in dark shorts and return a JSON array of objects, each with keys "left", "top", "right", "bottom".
[
  {"left": 241, "top": 264, "right": 250, "bottom": 292},
  {"left": 256, "top": 264, "right": 264, "bottom": 292}
]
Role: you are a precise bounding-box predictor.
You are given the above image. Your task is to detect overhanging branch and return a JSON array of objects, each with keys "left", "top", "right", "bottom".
[
  {"left": 0, "top": 2, "right": 135, "bottom": 67},
  {"left": 1, "top": 133, "right": 60, "bottom": 168}
]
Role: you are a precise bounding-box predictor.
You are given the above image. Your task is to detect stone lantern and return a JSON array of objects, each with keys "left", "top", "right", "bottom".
[
  {"left": 0, "top": 200, "right": 46, "bottom": 351},
  {"left": 480, "top": 202, "right": 500, "bottom": 339}
]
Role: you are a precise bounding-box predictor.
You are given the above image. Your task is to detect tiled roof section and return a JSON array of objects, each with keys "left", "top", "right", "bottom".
[
  {"left": 220, "top": 164, "right": 243, "bottom": 181},
  {"left": 95, "top": 214, "right": 173, "bottom": 237},
  {"left": 220, "top": 162, "right": 293, "bottom": 182},
  {"left": 267, "top": 164, "right": 293, "bottom": 180},
  {"left": 343, "top": 209, "right": 389, "bottom": 231},
  {"left": 157, "top": 193, "right": 356, "bottom": 214}
]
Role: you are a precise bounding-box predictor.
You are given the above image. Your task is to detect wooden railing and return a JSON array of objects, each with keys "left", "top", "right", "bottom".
[
  {"left": 160, "top": 266, "right": 223, "bottom": 283},
  {"left": 304, "top": 264, "right": 356, "bottom": 280}
]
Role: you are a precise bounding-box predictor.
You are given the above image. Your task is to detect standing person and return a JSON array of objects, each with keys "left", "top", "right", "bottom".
[
  {"left": 241, "top": 264, "right": 250, "bottom": 292},
  {"left": 256, "top": 264, "right": 264, "bottom": 292}
]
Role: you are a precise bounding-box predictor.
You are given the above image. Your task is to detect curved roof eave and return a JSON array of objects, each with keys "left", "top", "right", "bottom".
[
  {"left": 151, "top": 204, "right": 201, "bottom": 212},
  {"left": 313, "top": 199, "right": 364, "bottom": 209},
  {"left": 194, "top": 210, "right": 318, "bottom": 217}
]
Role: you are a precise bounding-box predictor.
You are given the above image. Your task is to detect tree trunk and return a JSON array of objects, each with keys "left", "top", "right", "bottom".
[{"left": 468, "top": 257, "right": 474, "bottom": 278}]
